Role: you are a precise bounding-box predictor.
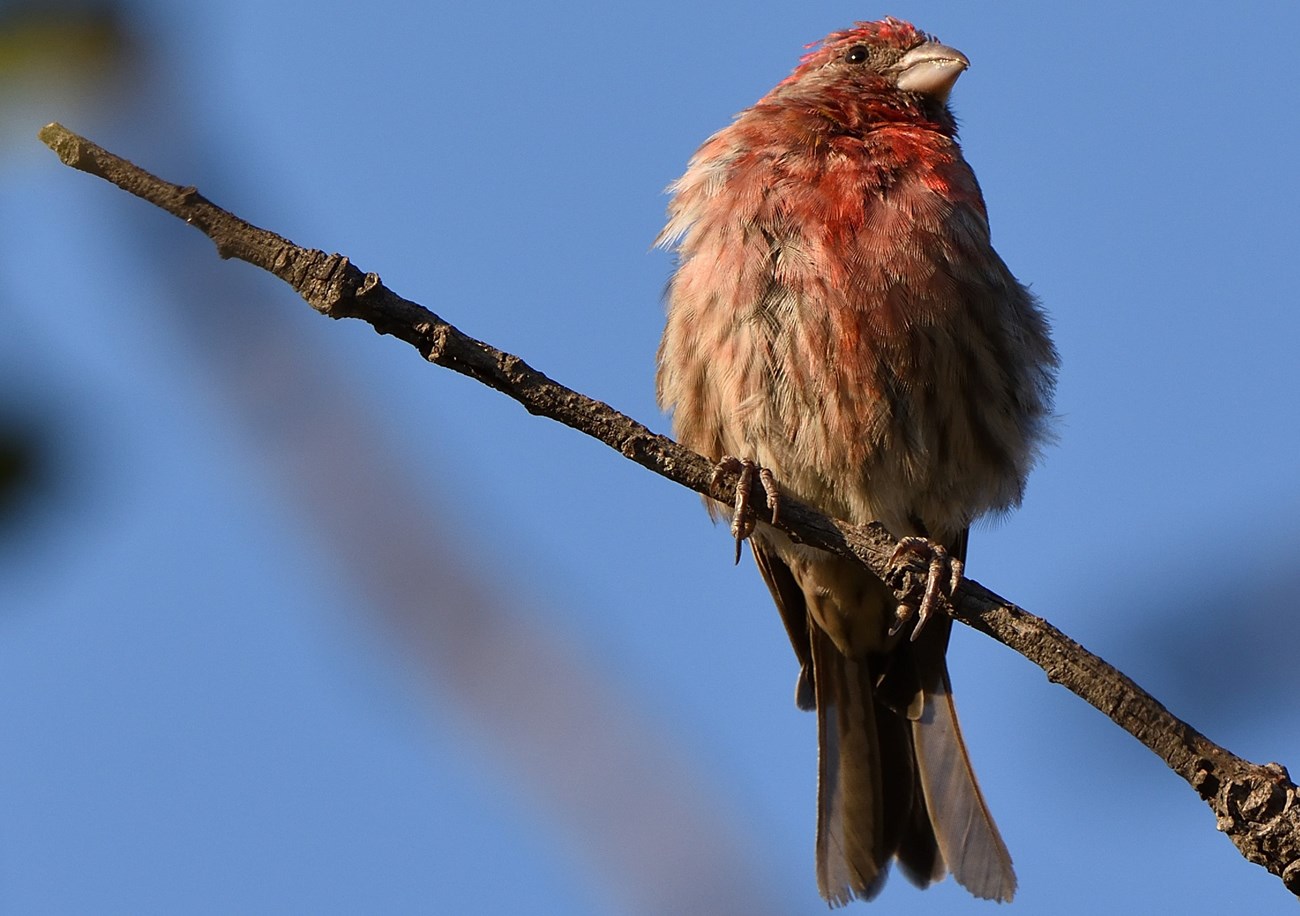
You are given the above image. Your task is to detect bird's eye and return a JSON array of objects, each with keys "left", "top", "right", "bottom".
[{"left": 844, "top": 45, "right": 871, "bottom": 64}]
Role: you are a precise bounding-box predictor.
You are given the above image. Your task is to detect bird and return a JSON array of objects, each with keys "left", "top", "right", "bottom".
[{"left": 656, "top": 18, "right": 1057, "bottom": 905}]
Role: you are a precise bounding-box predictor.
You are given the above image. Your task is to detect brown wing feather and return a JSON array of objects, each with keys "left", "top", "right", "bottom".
[{"left": 751, "top": 543, "right": 816, "bottom": 711}]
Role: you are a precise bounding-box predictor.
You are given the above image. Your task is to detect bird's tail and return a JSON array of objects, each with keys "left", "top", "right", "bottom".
[
  {"left": 909, "top": 628, "right": 1017, "bottom": 901},
  {"left": 811, "top": 626, "right": 916, "bottom": 904},
  {"left": 811, "top": 622, "right": 1016, "bottom": 905}
]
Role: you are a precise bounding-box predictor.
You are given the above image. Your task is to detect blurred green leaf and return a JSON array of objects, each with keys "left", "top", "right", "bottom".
[{"left": 0, "top": 2, "right": 127, "bottom": 83}]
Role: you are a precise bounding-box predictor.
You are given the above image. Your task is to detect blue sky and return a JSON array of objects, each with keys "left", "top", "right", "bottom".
[{"left": 3, "top": 2, "right": 1299, "bottom": 913}]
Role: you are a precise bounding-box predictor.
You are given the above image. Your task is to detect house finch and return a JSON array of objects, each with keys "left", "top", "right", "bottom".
[{"left": 656, "top": 18, "right": 1057, "bottom": 905}]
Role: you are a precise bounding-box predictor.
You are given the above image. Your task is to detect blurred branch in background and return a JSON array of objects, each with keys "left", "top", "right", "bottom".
[
  {"left": 179, "top": 315, "right": 788, "bottom": 916},
  {"left": 1130, "top": 562, "right": 1300, "bottom": 724},
  {"left": 37, "top": 121, "right": 1300, "bottom": 901},
  {"left": 0, "top": 411, "right": 47, "bottom": 534},
  {"left": 0, "top": 3, "right": 876, "bottom": 905},
  {"left": 2, "top": 10, "right": 795, "bottom": 912},
  {"left": 156, "top": 272, "right": 790, "bottom": 915},
  {"left": 0, "top": 6, "right": 131, "bottom": 539}
]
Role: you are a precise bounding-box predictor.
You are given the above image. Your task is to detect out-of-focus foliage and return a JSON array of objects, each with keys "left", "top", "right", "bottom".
[{"left": 0, "top": 2, "right": 125, "bottom": 81}]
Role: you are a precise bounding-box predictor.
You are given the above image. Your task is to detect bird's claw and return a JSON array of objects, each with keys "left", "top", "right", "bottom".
[
  {"left": 711, "top": 456, "right": 781, "bottom": 564},
  {"left": 886, "top": 536, "right": 964, "bottom": 640}
]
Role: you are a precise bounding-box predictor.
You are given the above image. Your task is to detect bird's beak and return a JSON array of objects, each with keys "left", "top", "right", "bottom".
[{"left": 893, "top": 42, "right": 969, "bottom": 102}]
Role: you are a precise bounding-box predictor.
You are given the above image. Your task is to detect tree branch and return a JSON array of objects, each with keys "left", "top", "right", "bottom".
[{"left": 38, "top": 121, "right": 1300, "bottom": 898}]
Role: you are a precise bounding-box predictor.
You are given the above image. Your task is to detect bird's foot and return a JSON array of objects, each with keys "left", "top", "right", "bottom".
[
  {"left": 887, "top": 536, "right": 964, "bottom": 640},
  {"left": 711, "top": 456, "right": 780, "bottom": 564}
]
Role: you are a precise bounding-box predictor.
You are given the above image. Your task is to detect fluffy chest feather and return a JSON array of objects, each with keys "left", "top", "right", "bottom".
[{"left": 658, "top": 126, "right": 1054, "bottom": 538}]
